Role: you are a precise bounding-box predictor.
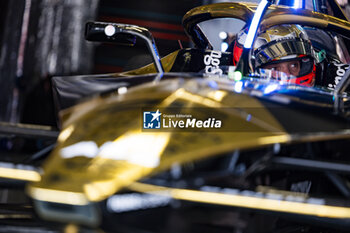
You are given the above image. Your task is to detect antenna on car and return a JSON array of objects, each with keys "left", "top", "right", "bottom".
[{"left": 235, "top": 0, "right": 273, "bottom": 76}]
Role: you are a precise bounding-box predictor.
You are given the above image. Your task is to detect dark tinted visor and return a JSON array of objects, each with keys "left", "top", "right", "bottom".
[{"left": 254, "top": 38, "right": 314, "bottom": 68}]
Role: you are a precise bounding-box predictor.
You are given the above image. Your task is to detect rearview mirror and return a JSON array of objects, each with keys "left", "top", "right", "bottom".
[
  {"left": 85, "top": 22, "right": 164, "bottom": 73},
  {"left": 85, "top": 22, "right": 136, "bottom": 46}
]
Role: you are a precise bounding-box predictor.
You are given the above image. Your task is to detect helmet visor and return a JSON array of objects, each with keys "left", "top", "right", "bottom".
[
  {"left": 254, "top": 38, "right": 315, "bottom": 68},
  {"left": 258, "top": 56, "right": 315, "bottom": 86},
  {"left": 260, "top": 56, "right": 314, "bottom": 78}
]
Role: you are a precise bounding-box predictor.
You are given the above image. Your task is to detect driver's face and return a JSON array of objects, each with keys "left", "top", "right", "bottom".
[{"left": 262, "top": 60, "right": 301, "bottom": 77}]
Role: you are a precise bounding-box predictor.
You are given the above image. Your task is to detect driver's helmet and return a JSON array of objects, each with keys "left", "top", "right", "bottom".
[{"left": 233, "top": 24, "right": 317, "bottom": 86}]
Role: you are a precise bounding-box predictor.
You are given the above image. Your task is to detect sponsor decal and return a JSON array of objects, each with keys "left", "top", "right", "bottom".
[
  {"left": 204, "top": 51, "right": 223, "bottom": 75},
  {"left": 328, "top": 61, "right": 350, "bottom": 90}
]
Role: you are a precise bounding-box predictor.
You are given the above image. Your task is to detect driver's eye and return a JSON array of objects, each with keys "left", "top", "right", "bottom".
[{"left": 289, "top": 62, "right": 299, "bottom": 70}]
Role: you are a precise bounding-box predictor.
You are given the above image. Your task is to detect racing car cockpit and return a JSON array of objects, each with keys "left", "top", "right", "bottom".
[
  {"left": 44, "top": 2, "right": 350, "bottom": 114},
  {"left": 102, "top": 0, "right": 350, "bottom": 88},
  {"left": 61, "top": 0, "right": 350, "bottom": 113},
  {"left": 180, "top": 0, "right": 350, "bottom": 90}
]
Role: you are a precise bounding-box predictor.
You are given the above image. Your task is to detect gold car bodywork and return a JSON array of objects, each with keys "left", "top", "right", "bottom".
[
  {"left": 26, "top": 76, "right": 350, "bottom": 225},
  {"left": 18, "top": 1, "right": 350, "bottom": 225},
  {"left": 28, "top": 78, "right": 289, "bottom": 204}
]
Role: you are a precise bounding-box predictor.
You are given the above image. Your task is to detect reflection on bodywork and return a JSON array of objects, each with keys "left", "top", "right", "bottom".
[
  {"left": 57, "top": 125, "right": 75, "bottom": 143},
  {"left": 30, "top": 187, "right": 88, "bottom": 205},
  {"left": 0, "top": 162, "right": 41, "bottom": 182},
  {"left": 107, "top": 193, "right": 171, "bottom": 213},
  {"left": 60, "top": 131, "right": 170, "bottom": 168},
  {"left": 129, "top": 182, "right": 350, "bottom": 219}
]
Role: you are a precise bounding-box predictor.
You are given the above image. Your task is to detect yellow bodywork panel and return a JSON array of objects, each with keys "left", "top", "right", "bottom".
[{"left": 27, "top": 78, "right": 289, "bottom": 204}]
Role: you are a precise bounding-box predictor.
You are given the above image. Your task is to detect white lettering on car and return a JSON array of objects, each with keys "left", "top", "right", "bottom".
[
  {"left": 328, "top": 62, "right": 350, "bottom": 90},
  {"left": 204, "top": 51, "right": 223, "bottom": 75}
]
